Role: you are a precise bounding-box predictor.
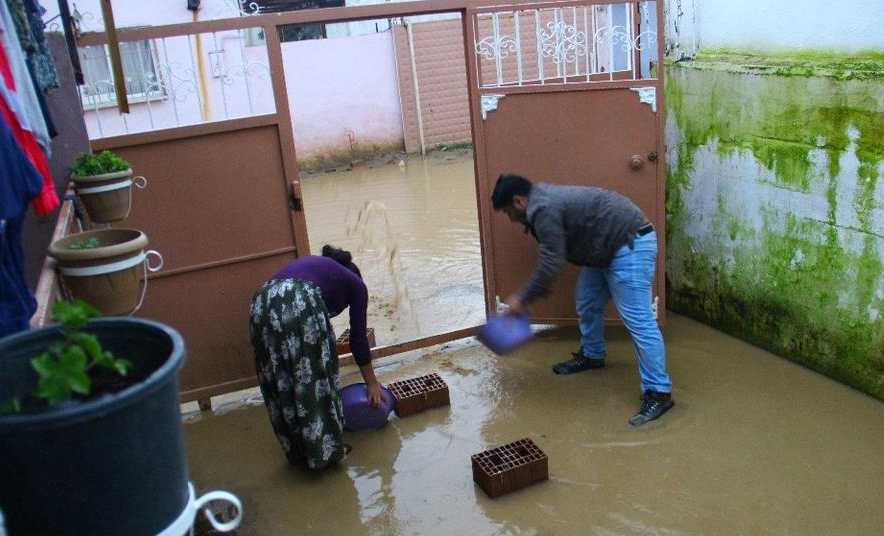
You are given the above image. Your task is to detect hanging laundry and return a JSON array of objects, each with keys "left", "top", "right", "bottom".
[
  {"left": 0, "top": 0, "right": 49, "bottom": 150},
  {"left": 22, "top": 0, "right": 60, "bottom": 138},
  {"left": 0, "top": 112, "right": 43, "bottom": 337},
  {"left": 6, "top": 0, "right": 58, "bottom": 137},
  {"left": 0, "top": 6, "right": 57, "bottom": 215},
  {"left": 22, "top": 0, "right": 59, "bottom": 91},
  {"left": 7, "top": 0, "right": 34, "bottom": 57},
  {"left": 5, "top": 0, "right": 59, "bottom": 93}
]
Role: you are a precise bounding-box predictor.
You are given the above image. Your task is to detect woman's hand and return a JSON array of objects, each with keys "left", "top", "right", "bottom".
[
  {"left": 359, "top": 363, "right": 382, "bottom": 408},
  {"left": 366, "top": 381, "right": 383, "bottom": 408},
  {"left": 504, "top": 294, "right": 527, "bottom": 316}
]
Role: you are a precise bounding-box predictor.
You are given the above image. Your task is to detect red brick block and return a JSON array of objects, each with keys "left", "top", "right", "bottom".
[
  {"left": 472, "top": 438, "right": 548, "bottom": 498},
  {"left": 387, "top": 373, "right": 450, "bottom": 417}
]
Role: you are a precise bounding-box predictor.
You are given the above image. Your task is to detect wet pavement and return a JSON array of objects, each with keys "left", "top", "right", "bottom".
[{"left": 184, "top": 314, "right": 884, "bottom": 535}]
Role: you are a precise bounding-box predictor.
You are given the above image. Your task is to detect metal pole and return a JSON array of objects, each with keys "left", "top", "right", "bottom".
[
  {"left": 406, "top": 22, "right": 426, "bottom": 156},
  {"left": 390, "top": 23, "right": 409, "bottom": 151},
  {"left": 99, "top": 0, "right": 129, "bottom": 113}
]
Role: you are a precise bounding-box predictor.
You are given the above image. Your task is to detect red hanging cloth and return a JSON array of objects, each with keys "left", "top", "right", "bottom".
[{"left": 0, "top": 37, "right": 58, "bottom": 216}]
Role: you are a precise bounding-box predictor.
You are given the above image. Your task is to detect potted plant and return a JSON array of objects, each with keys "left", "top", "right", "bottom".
[
  {"left": 71, "top": 150, "right": 147, "bottom": 223},
  {"left": 48, "top": 228, "right": 163, "bottom": 316},
  {"left": 0, "top": 300, "right": 241, "bottom": 535},
  {"left": 0, "top": 300, "right": 188, "bottom": 534}
]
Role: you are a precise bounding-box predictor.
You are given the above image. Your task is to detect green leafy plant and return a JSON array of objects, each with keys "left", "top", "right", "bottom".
[
  {"left": 72, "top": 150, "right": 131, "bottom": 177},
  {"left": 0, "top": 301, "right": 133, "bottom": 413},
  {"left": 68, "top": 237, "right": 103, "bottom": 250}
]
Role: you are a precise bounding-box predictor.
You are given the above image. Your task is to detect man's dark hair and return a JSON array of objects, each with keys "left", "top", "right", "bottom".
[
  {"left": 492, "top": 174, "right": 533, "bottom": 210},
  {"left": 322, "top": 244, "right": 362, "bottom": 278}
]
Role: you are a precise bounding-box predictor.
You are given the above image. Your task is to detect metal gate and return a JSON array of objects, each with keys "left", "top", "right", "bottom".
[
  {"left": 465, "top": 0, "right": 665, "bottom": 323},
  {"left": 66, "top": 1, "right": 477, "bottom": 404},
  {"left": 46, "top": 0, "right": 667, "bottom": 404}
]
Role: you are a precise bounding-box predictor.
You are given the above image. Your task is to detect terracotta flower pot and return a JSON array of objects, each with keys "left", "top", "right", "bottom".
[
  {"left": 48, "top": 229, "right": 163, "bottom": 315},
  {"left": 71, "top": 169, "right": 147, "bottom": 223}
]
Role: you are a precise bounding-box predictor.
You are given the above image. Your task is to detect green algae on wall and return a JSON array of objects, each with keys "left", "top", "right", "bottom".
[
  {"left": 682, "top": 50, "right": 884, "bottom": 82},
  {"left": 664, "top": 51, "right": 884, "bottom": 400}
]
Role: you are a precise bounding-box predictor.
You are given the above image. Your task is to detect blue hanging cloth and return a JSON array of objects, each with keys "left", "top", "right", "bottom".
[{"left": 0, "top": 111, "right": 43, "bottom": 338}]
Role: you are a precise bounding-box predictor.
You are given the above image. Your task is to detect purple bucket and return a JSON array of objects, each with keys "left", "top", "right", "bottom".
[
  {"left": 477, "top": 313, "right": 533, "bottom": 355},
  {"left": 341, "top": 383, "right": 395, "bottom": 432}
]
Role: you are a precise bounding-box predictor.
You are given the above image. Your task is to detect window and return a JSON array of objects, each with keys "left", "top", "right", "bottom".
[
  {"left": 78, "top": 41, "right": 165, "bottom": 110},
  {"left": 249, "top": 0, "right": 345, "bottom": 43},
  {"left": 244, "top": 25, "right": 327, "bottom": 46},
  {"left": 278, "top": 23, "right": 326, "bottom": 42}
]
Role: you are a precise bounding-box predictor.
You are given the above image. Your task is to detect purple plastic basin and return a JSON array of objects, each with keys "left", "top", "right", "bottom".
[
  {"left": 341, "top": 383, "right": 395, "bottom": 431},
  {"left": 477, "top": 313, "right": 533, "bottom": 355}
]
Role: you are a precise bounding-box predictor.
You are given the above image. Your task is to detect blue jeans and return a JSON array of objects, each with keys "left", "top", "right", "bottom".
[{"left": 575, "top": 231, "right": 672, "bottom": 393}]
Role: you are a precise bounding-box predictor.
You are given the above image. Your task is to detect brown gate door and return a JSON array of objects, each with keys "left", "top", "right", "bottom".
[
  {"left": 467, "top": 1, "right": 665, "bottom": 323},
  {"left": 93, "top": 117, "right": 306, "bottom": 402}
]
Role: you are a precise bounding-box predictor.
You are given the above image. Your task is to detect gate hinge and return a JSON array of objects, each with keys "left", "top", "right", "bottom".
[
  {"left": 630, "top": 87, "right": 657, "bottom": 113},
  {"left": 481, "top": 94, "right": 505, "bottom": 120}
]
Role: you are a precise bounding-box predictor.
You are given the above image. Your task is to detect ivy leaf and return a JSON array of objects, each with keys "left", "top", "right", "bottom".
[
  {"left": 93, "top": 349, "right": 119, "bottom": 372},
  {"left": 35, "top": 371, "right": 73, "bottom": 404},
  {"left": 0, "top": 397, "right": 21, "bottom": 414},
  {"left": 113, "top": 358, "right": 132, "bottom": 376},
  {"left": 68, "top": 332, "right": 102, "bottom": 362},
  {"left": 53, "top": 300, "right": 99, "bottom": 331},
  {"left": 59, "top": 347, "right": 91, "bottom": 395},
  {"left": 31, "top": 352, "right": 55, "bottom": 376},
  {"left": 32, "top": 346, "right": 91, "bottom": 404}
]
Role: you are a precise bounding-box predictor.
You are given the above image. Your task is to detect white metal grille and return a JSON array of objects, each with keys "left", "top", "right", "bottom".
[
  {"left": 473, "top": 1, "right": 658, "bottom": 88},
  {"left": 78, "top": 28, "right": 274, "bottom": 140}
]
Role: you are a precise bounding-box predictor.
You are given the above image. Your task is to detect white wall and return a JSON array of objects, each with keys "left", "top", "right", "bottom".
[
  {"left": 666, "top": 0, "right": 884, "bottom": 56},
  {"left": 42, "top": 0, "right": 252, "bottom": 31},
  {"left": 44, "top": 1, "right": 404, "bottom": 161},
  {"left": 42, "top": 0, "right": 457, "bottom": 37},
  {"left": 283, "top": 31, "right": 403, "bottom": 160}
]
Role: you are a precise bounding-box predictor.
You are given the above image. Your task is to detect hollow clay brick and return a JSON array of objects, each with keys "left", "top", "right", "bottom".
[
  {"left": 387, "top": 373, "right": 450, "bottom": 417},
  {"left": 471, "top": 438, "right": 548, "bottom": 498},
  {"left": 335, "top": 327, "right": 376, "bottom": 356}
]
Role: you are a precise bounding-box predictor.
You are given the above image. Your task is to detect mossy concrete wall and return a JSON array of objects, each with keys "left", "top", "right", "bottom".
[{"left": 665, "top": 51, "right": 883, "bottom": 399}]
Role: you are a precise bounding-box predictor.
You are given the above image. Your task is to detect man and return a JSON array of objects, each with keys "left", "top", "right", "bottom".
[{"left": 492, "top": 174, "right": 673, "bottom": 426}]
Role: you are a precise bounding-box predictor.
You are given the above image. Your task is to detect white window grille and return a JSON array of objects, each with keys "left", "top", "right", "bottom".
[
  {"left": 473, "top": 1, "right": 659, "bottom": 89},
  {"left": 78, "top": 41, "right": 166, "bottom": 109}
]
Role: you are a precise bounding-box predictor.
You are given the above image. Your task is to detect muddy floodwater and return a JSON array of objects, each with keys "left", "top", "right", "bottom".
[
  {"left": 184, "top": 152, "right": 883, "bottom": 534},
  {"left": 298, "top": 151, "right": 485, "bottom": 347},
  {"left": 185, "top": 315, "right": 884, "bottom": 535}
]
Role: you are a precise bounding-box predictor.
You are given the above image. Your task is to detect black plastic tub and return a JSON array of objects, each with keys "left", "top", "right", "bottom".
[{"left": 0, "top": 318, "right": 187, "bottom": 535}]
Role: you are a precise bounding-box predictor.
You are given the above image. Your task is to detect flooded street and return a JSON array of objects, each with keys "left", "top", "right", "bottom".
[
  {"left": 298, "top": 150, "right": 485, "bottom": 346},
  {"left": 185, "top": 314, "right": 884, "bottom": 535}
]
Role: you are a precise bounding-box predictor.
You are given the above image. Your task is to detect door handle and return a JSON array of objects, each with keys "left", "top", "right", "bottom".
[{"left": 629, "top": 155, "right": 644, "bottom": 170}]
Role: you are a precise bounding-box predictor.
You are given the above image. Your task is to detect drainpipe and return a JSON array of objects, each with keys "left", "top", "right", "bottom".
[
  {"left": 390, "top": 23, "right": 408, "bottom": 153},
  {"left": 406, "top": 21, "right": 426, "bottom": 156},
  {"left": 191, "top": 10, "right": 212, "bottom": 121}
]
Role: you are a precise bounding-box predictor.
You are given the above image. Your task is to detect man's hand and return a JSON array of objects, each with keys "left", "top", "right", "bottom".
[
  {"left": 503, "top": 294, "right": 527, "bottom": 316},
  {"left": 366, "top": 381, "right": 383, "bottom": 408}
]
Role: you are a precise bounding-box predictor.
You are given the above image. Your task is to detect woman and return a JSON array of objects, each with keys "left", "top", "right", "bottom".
[{"left": 249, "top": 245, "right": 382, "bottom": 470}]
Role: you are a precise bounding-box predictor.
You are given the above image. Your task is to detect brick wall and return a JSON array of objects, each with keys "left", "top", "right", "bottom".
[{"left": 393, "top": 20, "right": 472, "bottom": 153}]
